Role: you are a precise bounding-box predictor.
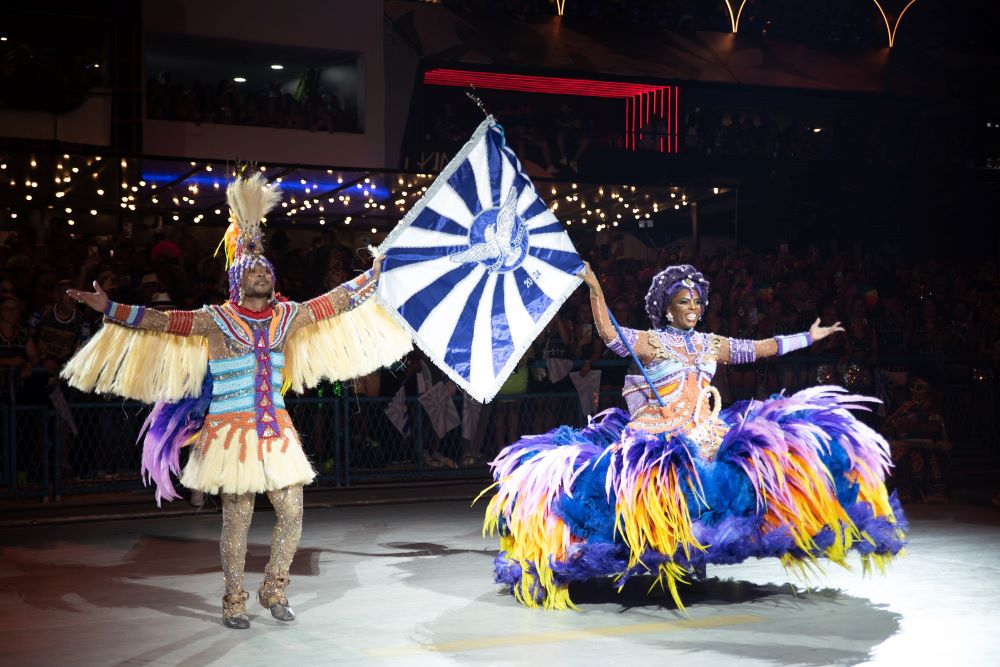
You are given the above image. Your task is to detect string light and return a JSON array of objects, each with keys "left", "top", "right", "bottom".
[{"left": 0, "top": 152, "right": 682, "bottom": 236}]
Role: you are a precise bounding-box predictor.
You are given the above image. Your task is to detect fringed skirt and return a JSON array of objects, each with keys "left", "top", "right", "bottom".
[
  {"left": 180, "top": 410, "right": 316, "bottom": 495},
  {"left": 483, "top": 386, "right": 907, "bottom": 610}
]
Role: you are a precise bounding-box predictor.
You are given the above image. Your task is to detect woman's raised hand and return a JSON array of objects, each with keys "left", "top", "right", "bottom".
[
  {"left": 577, "top": 262, "right": 600, "bottom": 291},
  {"left": 809, "top": 317, "right": 844, "bottom": 342}
]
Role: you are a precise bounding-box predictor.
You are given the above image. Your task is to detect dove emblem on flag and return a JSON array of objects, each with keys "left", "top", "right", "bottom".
[{"left": 448, "top": 188, "right": 528, "bottom": 273}]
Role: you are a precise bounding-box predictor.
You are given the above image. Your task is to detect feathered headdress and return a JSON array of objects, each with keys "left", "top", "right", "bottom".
[{"left": 216, "top": 165, "right": 282, "bottom": 302}]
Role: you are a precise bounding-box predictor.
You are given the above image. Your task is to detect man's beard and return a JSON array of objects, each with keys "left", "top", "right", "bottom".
[
  {"left": 242, "top": 281, "right": 274, "bottom": 299},
  {"left": 243, "top": 287, "right": 272, "bottom": 299}
]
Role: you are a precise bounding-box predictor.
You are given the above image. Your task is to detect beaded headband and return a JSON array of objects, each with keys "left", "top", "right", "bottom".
[{"left": 217, "top": 165, "right": 281, "bottom": 303}]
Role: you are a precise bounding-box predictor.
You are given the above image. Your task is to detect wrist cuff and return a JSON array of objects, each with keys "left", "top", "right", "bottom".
[
  {"left": 776, "top": 332, "right": 811, "bottom": 355},
  {"left": 104, "top": 301, "right": 145, "bottom": 327}
]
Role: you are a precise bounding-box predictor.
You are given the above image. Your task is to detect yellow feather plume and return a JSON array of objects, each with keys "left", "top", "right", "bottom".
[
  {"left": 215, "top": 220, "right": 241, "bottom": 270},
  {"left": 215, "top": 171, "right": 282, "bottom": 268}
]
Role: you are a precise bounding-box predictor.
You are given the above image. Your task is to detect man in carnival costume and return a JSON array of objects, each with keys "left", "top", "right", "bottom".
[{"left": 63, "top": 168, "right": 411, "bottom": 629}]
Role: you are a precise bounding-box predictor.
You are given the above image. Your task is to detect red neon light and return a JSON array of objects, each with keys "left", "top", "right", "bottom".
[
  {"left": 423, "top": 69, "right": 681, "bottom": 154},
  {"left": 660, "top": 90, "right": 667, "bottom": 153},
  {"left": 666, "top": 87, "right": 672, "bottom": 152},
  {"left": 424, "top": 68, "right": 666, "bottom": 98}
]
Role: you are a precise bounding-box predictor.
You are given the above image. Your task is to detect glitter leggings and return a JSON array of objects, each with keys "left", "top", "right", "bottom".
[{"left": 220, "top": 484, "right": 304, "bottom": 594}]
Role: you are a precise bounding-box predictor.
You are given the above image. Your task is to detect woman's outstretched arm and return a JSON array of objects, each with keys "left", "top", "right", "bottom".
[{"left": 579, "top": 262, "right": 658, "bottom": 365}]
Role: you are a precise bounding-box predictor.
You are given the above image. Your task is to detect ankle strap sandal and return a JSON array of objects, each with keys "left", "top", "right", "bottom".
[
  {"left": 222, "top": 591, "right": 250, "bottom": 630},
  {"left": 258, "top": 572, "right": 295, "bottom": 622}
]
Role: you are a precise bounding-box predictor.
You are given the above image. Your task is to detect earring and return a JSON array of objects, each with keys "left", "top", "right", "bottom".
[{"left": 666, "top": 312, "right": 674, "bottom": 324}]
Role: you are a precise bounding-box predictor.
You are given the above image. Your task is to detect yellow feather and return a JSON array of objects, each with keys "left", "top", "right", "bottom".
[
  {"left": 283, "top": 298, "right": 412, "bottom": 392},
  {"left": 61, "top": 322, "right": 208, "bottom": 402}
]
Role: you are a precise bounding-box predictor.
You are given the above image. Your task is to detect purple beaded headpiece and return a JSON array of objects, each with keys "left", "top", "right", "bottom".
[
  {"left": 227, "top": 255, "right": 277, "bottom": 304},
  {"left": 219, "top": 167, "right": 281, "bottom": 303},
  {"left": 644, "top": 264, "right": 710, "bottom": 329}
]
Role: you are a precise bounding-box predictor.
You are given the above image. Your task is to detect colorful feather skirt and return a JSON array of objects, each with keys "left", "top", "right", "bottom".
[
  {"left": 179, "top": 409, "right": 316, "bottom": 495},
  {"left": 483, "top": 386, "right": 907, "bottom": 610}
]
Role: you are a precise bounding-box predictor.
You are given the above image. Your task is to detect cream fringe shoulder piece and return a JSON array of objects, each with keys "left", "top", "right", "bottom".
[
  {"left": 283, "top": 297, "right": 412, "bottom": 393},
  {"left": 61, "top": 322, "right": 209, "bottom": 403}
]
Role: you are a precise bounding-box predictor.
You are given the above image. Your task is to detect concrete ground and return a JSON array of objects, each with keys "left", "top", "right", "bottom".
[{"left": 1, "top": 499, "right": 998, "bottom": 666}]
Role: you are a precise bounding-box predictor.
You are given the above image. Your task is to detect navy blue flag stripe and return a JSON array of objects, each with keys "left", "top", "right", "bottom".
[
  {"left": 409, "top": 207, "right": 470, "bottom": 237},
  {"left": 490, "top": 276, "right": 514, "bottom": 377},
  {"left": 385, "top": 245, "right": 468, "bottom": 270},
  {"left": 513, "top": 267, "right": 552, "bottom": 322},
  {"left": 398, "top": 265, "right": 471, "bottom": 331},
  {"left": 527, "top": 246, "right": 585, "bottom": 275},
  {"left": 446, "top": 161, "right": 482, "bottom": 218},
  {"left": 520, "top": 197, "right": 548, "bottom": 223},
  {"left": 528, "top": 222, "right": 563, "bottom": 236},
  {"left": 443, "top": 272, "right": 491, "bottom": 381},
  {"left": 487, "top": 131, "right": 504, "bottom": 207}
]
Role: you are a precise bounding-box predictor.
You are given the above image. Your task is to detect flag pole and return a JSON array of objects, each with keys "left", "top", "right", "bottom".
[
  {"left": 607, "top": 309, "right": 667, "bottom": 408},
  {"left": 464, "top": 86, "right": 490, "bottom": 118}
]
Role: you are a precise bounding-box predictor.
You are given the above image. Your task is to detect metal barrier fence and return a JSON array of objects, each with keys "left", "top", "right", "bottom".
[
  {"left": 0, "top": 391, "right": 590, "bottom": 500},
  {"left": 1, "top": 357, "right": 996, "bottom": 500}
]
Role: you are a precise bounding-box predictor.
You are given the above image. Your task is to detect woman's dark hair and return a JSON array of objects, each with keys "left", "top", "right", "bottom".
[{"left": 644, "top": 264, "right": 710, "bottom": 328}]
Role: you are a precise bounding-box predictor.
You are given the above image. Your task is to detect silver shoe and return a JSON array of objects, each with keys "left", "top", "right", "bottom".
[
  {"left": 258, "top": 572, "right": 295, "bottom": 622},
  {"left": 222, "top": 591, "right": 250, "bottom": 629}
]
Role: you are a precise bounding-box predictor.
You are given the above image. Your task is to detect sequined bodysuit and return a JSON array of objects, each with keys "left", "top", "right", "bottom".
[{"left": 607, "top": 326, "right": 739, "bottom": 458}]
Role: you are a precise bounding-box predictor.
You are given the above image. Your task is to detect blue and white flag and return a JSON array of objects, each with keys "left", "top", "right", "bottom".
[{"left": 377, "top": 117, "right": 584, "bottom": 403}]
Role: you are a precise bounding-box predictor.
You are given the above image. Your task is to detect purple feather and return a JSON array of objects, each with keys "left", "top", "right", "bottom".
[
  {"left": 485, "top": 386, "right": 907, "bottom": 609},
  {"left": 550, "top": 543, "right": 629, "bottom": 585},
  {"left": 138, "top": 374, "right": 213, "bottom": 505},
  {"left": 494, "top": 553, "right": 522, "bottom": 588}
]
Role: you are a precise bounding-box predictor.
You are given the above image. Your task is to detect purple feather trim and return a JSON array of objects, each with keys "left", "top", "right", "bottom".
[
  {"left": 487, "top": 387, "right": 907, "bottom": 608},
  {"left": 496, "top": 497, "right": 907, "bottom": 592},
  {"left": 717, "top": 386, "right": 892, "bottom": 512},
  {"left": 138, "top": 374, "right": 213, "bottom": 506}
]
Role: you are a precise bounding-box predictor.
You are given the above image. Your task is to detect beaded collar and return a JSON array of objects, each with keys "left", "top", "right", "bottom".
[
  {"left": 654, "top": 325, "right": 705, "bottom": 359},
  {"left": 659, "top": 324, "right": 698, "bottom": 337},
  {"left": 230, "top": 302, "right": 273, "bottom": 320}
]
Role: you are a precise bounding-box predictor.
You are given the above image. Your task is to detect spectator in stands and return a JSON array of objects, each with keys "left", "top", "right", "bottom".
[
  {"left": 28, "top": 280, "right": 92, "bottom": 378},
  {"left": 843, "top": 299, "right": 877, "bottom": 393},
  {"left": 883, "top": 373, "right": 951, "bottom": 502},
  {"left": 554, "top": 102, "right": 592, "bottom": 173},
  {"left": 0, "top": 296, "right": 39, "bottom": 388},
  {"left": 491, "top": 352, "right": 529, "bottom": 462}
]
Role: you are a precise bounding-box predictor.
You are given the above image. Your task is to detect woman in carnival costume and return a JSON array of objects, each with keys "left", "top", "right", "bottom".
[
  {"left": 63, "top": 168, "right": 411, "bottom": 628},
  {"left": 483, "top": 263, "right": 906, "bottom": 610}
]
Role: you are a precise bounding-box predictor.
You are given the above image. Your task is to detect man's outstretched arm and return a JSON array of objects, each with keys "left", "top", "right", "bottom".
[
  {"left": 293, "top": 256, "right": 383, "bottom": 331},
  {"left": 68, "top": 281, "right": 211, "bottom": 337}
]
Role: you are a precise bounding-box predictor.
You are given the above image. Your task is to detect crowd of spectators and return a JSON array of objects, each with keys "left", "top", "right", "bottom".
[
  {"left": 418, "top": 94, "right": 987, "bottom": 173},
  {"left": 681, "top": 105, "right": 985, "bottom": 168},
  {"left": 146, "top": 76, "right": 357, "bottom": 133},
  {"left": 2, "top": 216, "right": 996, "bottom": 484}
]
